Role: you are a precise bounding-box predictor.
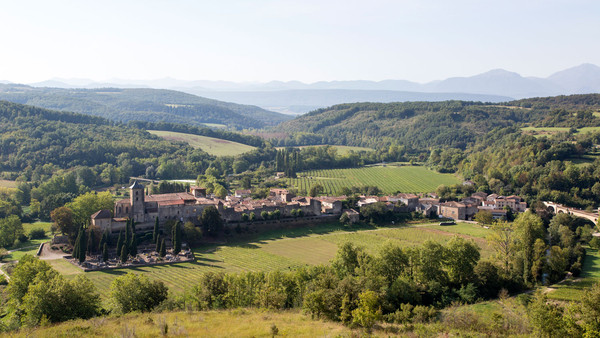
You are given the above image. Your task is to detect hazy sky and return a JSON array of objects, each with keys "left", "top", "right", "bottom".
[{"left": 1, "top": 0, "right": 599, "bottom": 83}]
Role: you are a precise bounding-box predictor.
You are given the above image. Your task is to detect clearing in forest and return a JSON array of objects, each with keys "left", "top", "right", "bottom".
[{"left": 148, "top": 130, "right": 255, "bottom": 156}]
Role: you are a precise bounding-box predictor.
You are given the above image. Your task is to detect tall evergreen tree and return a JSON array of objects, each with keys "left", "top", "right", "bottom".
[
  {"left": 159, "top": 238, "right": 166, "bottom": 258},
  {"left": 125, "top": 219, "right": 131, "bottom": 249},
  {"left": 73, "top": 227, "right": 81, "bottom": 260},
  {"left": 172, "top": 222, "right": 182, "bottom": 255},
  {"left": 116, "top": 230, "right": 123, "bottom": 257},
  {"left": 155, "top": 235, "right": 161, "bottom": 252},
  {"left": 130, "top": 233, "right": 138, "bottom": 257},
  {"left": 87, "top": 227, "right": 95, "bottom": 255},
  {"left": 153, "top": 216, "right": 159, "bottom": 243},
  {"left": 120, "top": 243, "right": 128, "bottom": 263},
  {"left": 102, "top": 243, "right": 108, "bottom": 262},
  {"left": 78, "top": 227, "right": 87, "bottom": 263},
  {"left": 99, "top": 230, "right": 106, "bottom": 253}
]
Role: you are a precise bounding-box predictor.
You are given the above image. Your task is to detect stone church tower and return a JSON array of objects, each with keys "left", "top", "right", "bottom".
[{"left": 129, "top": 181, "right": 145, "bottom": 223}]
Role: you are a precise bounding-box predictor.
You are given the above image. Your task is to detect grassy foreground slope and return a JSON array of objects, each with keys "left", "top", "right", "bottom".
[
  {"left": 50, "top": 222, "right": 491, "bottom": 296},
  {"left": 7, "top": 309, "right": 355, "bottom": 337},
  {"left": 148, "top": 130, "right": 256, "bottom": 156},
  {"left": 286, "top": 165, "right": 461, "bottom": 195},
  {"left": 9, "top": 297, "right": 532, "bottom": 337}
]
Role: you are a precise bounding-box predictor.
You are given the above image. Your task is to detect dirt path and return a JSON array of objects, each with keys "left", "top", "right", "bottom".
[
  {"left": 0, "top": 262, "right": 9, "bottom": 281},
  {"left": 38, "top": 243, "right": 68, "bottom": 260}
]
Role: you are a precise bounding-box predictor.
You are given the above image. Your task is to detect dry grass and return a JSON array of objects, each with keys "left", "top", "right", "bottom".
[
  {"left": 8, "top": 309, "right": 357, "bottom": 337},
  {"left": 148, "top": 130, "right": 255, "bottom": 156}
]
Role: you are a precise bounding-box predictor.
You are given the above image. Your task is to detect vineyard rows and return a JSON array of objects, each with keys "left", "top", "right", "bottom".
[{"left": 286, "top": 166, "right": 460, "bottom": 195}]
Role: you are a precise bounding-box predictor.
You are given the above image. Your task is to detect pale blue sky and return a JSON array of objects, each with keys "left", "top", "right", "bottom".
[{"left": 0, "top": 0, "right": 598, "bottom": 83}]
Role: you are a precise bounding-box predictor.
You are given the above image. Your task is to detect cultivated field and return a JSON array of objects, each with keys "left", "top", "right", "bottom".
[
  {"left": 0, "top": 179, "right": 17, "bottom": 189},
  {"left": 286, "top": 165, "right": 460, "bottom": 195},
  {"left": 147, "top": 130, "right": 256, "bottom": 156},
  {"left": 521, "top": 126, "right": 600, "bottom": 137},
  {"left": 50, "top": 221, "right": 491, "bottom": 296},
  {"left": 275, "top": 144, "right": 374, "bottom": 155}
]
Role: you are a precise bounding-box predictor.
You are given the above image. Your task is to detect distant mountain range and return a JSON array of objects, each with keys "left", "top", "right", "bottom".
[{"left": 8, "top": 63, "right": 600, "bottom": 115}]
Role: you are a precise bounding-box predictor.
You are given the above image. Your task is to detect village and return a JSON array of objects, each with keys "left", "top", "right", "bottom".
[{"left": 91, "top": 181, "right": 531, "bottom": 234}]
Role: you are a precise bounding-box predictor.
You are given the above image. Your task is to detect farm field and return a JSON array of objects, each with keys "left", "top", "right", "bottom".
[
  {"left": 275, "top": 144, "right": 374, "bottom": 155},
  {"left": 286, "top": 165, "right": 461, "bottom": 195},
  {"left": 147, "top": 130, "right": 256, "bottom": 156},
  {"left": 521, "top": 126, "right": 600, "bottom": 138},
  {"left": 51, "top": 221, "right": 491, "bottom": 296},
  {"left": 546, "top": 247, "right": 600, "bottom": 301},
  {"left": 0, "top": 179, "right": 17, "bottom": 188}
]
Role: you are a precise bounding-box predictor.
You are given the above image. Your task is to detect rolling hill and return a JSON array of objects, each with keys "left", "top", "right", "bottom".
[
  {"left": 0, "top": 84, "right": 291, "bottom": 129},
  {"left": 275, "top": 94, "right": 600, "bottom": 149}
]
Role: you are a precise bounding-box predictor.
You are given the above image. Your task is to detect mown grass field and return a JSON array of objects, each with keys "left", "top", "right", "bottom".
[
  {"left": 286, "top": 165, "right": 461, "bottom": 195},
  {"left": 50, "top": 221, "right": 491, "bottom": 296},
  {"left": 546, "top": 247, "right": 600, "bottom": 301},
  {"left": 275, "top": 144, "right": 374, "bottom": 155},
  {"left": 147, "top": 130, "right": 256, "bottom": 156}
]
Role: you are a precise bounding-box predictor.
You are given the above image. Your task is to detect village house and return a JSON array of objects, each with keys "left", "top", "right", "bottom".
[
  {"left": 317, "top": 196, "right": 345, "bottom": 214},
  {"left": 234, "top": 189, "right": 252, "bottom": 198},
  {"left": 342, "top": 209, "right": 360, "bottom": 224}
]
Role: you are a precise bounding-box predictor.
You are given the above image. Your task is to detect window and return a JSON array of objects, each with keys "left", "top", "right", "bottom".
[{"left": 136, "top": 197, "right": 138, "bottom": 201}]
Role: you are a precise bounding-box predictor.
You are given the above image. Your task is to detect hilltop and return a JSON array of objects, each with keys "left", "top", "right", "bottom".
[
  {"left": 0, "top": 84, "right": 291, "bottom": 129},
  {"left": 275, "top": 94, "right": 600, "bottom": 149}
]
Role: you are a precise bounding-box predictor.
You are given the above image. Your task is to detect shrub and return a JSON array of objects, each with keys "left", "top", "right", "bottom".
[{"left": 29, "top": 228, "right": 46, "bottom": 240}]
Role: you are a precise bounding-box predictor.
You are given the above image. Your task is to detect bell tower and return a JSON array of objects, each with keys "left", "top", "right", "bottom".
[{"left": 129, "top": 181, "right": 145, "bottom": 223}]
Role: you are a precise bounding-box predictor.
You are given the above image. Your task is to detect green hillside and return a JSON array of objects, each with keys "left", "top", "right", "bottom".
[
  {"left": 0, "top": 84, "right": 291, "bottom": 129},
  {"left": 0, "top": 100, "right": 206, "bottom": 172},
  {"left": 275, "top": 94, "right": 600, "bottom": 149},
  {"left": 148, "top": 130, "right": 256, "bottom": 156}
]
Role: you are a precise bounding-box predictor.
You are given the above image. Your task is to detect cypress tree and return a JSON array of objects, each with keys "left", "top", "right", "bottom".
[
  {"left": 120, "top": 243, "right": 128, "bottom": 263},
  {"left": 102, "top": 243, "right": 108, "bottom": 262},
  {"left": 116, "top": 230, "right": 123, "bottom": 257},
  {"left": 173, "top": 222, "right": 182, "bottom": 255},
  {"left": 153, "top": 217, "right": 159, "bottom": 243},
  {"left": 99, "top": 231, "right": 106, "bottom": 253},
  {"left": 87, "top": 227, "right": 95, "bottom": 255},
  {"left": 159, "top": 238, "right": 166, "bottom": 258},
  {"left": 78, "top": 227, "right": 87, "bottom": 263},
  {"left": 130, "top": 233, "right": 138, "bottom": 257},
  {"left": 73, "top": 229, "right": 81, "bottom": 260},
  {"left": 125, "top": 220, "right": 131, "bottom": 249},
  {"left": 155, "top": 235, "right": 161, "bottom": 252}
]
